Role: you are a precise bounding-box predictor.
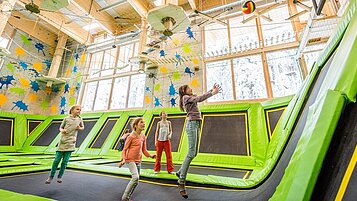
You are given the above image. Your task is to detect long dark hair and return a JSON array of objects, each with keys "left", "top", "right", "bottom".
[{"left": 179, "top": 85, "right": 189, "bottom": 112}]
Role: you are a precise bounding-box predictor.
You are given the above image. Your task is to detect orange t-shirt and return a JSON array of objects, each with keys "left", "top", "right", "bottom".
[{"left": 121, "top": 132, "right": 151, "bottom": 163}]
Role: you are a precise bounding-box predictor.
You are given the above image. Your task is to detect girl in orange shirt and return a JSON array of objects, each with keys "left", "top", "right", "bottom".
[{"left": 119, "top": 117, "right": 156, "bottom": 201}]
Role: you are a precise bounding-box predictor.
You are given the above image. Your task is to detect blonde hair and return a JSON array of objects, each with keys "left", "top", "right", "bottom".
[
  {"left": 131, "top": 117, "right": 144, "bottom": 131},
  {"left": 69, "top": 105, "right": 81, "bottom": 115}
]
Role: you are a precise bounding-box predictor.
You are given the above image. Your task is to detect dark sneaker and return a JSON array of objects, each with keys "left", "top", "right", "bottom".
[
  {"left": 176, "top": 171, "right": 180, "bottom": 179},
  {"left": 178, "top": 183, "right": 188, "bottom": 199},
  {"left": 57, "top": 178, "right": 62, "bottom": 183}
]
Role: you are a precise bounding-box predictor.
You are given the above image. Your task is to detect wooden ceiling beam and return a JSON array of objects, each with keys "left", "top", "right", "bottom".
[
  {"left": 127, "top": 0, "right": 149, "bottom": 18},
  {"left": 8, "top": 11, "right": 57, "bottom": 48},
  {"left": 70, "top": 0, "right": 117, "bottom": 35},
  {"left": 187, "top": 0, "right": 197, "bottom": 9},
  {"left": 18, "top": 0, "right": 92, "bottom": 45}
]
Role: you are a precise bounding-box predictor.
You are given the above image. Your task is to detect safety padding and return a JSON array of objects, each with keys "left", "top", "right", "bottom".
[
  {"left": 271, "top": 91, "right": 345, "bottom": 200},
  {"left": 0, "top": 189, "right": 54, "bottom": 201},
  {"left": 271, "top": 1, "right": 357, "bottom": 198}
]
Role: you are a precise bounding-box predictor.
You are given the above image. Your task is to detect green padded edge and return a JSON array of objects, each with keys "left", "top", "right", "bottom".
[
  {"left": 0, "top": 189, "right": 54, "bottom": 201},
  {"left": 270, "top": 90, "right": 345, "bottom": 200},
  {"left": 271, "top": 1, "right": 357, "bottom": 199}
]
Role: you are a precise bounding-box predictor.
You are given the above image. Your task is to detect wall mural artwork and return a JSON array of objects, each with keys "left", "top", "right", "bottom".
[
  {"left": 168, "top": 81, "right": 178, "bottom": 96},
  {"left": 184, "top": 66, "right": 195, "bottom": 77},
  {"left": 144, "top": 26, "right": 203, "bottom": 108},
  {"left": 169, "top": 97, "right": 177, "bottom": 107},
  {"left": 159, "top": 50, "right": 166, "bottom": 57},
  {"left": 0, "top": 29, "right": 86, "bottom": 115},
  {"left": 186, "top": 27, "right": 196, "bottom": 40},
  {"left": 34, "top": 42, "right": 46, "bottom": 56},
  {"left": 154, "top": 96, "right": 163, "bottom": 107},
  {"left": 145, "top": 95, "right": 152, "bottom": 104},
  {"left": 0, "top": 94, "right": 7, "bottom": 106},
  {"left": 20, "top": 34, "right": 32, "bottom": 47},
  {"left": 0, "top": 75, "right": 15, "bottom": 89},
  {"left": 12, "top": 100, "right": 29, "bottom": 112}
]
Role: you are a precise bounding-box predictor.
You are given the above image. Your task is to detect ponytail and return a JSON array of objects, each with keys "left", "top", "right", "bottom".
[{"left": 179, "top": 85, "right": 188, "bottom": 112}]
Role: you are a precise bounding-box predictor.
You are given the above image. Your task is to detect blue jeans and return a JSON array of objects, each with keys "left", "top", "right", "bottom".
[
  {"left": 122, "top": 162, "right": 141, "bottom": 200},
  {"left": 49, "top": 151, "right": 72, "bottom": 178},
  {"left": 177, "top": 120, "right": 200, "bottom": 184}
]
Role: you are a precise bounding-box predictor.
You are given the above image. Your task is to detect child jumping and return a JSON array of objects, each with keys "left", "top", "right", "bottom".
[
  {"left": 45, "top": 105, "right": 84, "bottom": 184},
  {"left": 119, "top": 117, "right": 156, "bottom": 201},
  {"left": 154, "top": 111, "right": 174, "bottom": 174},
  {"left": 176, "top": 84, "right": 221, "bottom": 198}
]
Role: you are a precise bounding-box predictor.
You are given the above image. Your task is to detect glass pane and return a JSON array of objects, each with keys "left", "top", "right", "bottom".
[
  {"left": 230, "top": 16, "right": 259, "bottom": 51},
  {"left": 89, "top": 52, "right": 103, "bottom": 78},
  {"left": 304, "top": 51, "right": 320, "bottom": 73},
  {"left": 131, "top": 42, "right": 140, "bottom": 71},
  {"left": 128, "top": 74, "right": 146, "bottom": 108},
  {"left": 82, "top": 82, "right": 97, "bottom": 111},
  {"left": 93, "top": 79, "right": 112, "bottom": 110},
  {"left": 296, "top": 1, "right": 314, "bottom": 22},
  {"left": 261, "top": 5, "right": 295, "bottom": 46},
  {"left": 117, "top": 43, "right": 134, "bottom": 73},
  {"left": 204, "top": 22, "right": 229, "bottom": 55},
  {"left": 303, "top": 43, "right": 326, "bottom": 72},
  {"left": 206, "top": 60, "right": 234, "bottom": 102},
  {"left": 110, "top": 76, "right": 130, "bottom": 109},
  {"left": 0, "top": 36, "right": 10, "bottom": 48},
  {"left": 267, "top": 49, "right": 302, "bottom": 97},
  {"left": 233, "top": 54, "right": 268, "bottom": 99},
  {"left": 101, "top": 48, "right": 117, "bottom": 76}
]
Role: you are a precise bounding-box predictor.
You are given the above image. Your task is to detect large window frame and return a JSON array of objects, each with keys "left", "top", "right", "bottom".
[
  {"left": 80, "top": 40, "right": 145, "bottom": 111},
  {"left": 203, "top": 4, "right": 312, "bottom": 102}
]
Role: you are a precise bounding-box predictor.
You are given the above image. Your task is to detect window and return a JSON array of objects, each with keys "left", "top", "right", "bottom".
[
  {"left": 303, "top": 43, "right": 326, "bottom": 72},
  {"left": 233, "top": 54, "right": 267, "bottom": 100},
  {"left": 0, "top": 36, "right": 11, "bottom": 68},
  {"left": 110, "top": 76, "right": 130, "bottom": 109},
  {"left": 88, "top": 52, "right": 103, "bottom": 78},
  {"left": 131, "top": 42, "right": 140, "bottom": 71},
  {"left": 261, "top": 5, "right": 295, "bottom": 46},
  {"left": 229, "top": 16, "right": 259, "bottom": 51},
  {"left": 81, "top": 41, "right": 143, "bottom": 111},
  {"left": 101, "top": 48, "right": 117, "bottom": 76},
  {"left": 204, "top": 22, "right": 229, "bottom": 55},
  {"left": 206, "top": 60, "right": 234, "bottom": 102},
  {"left": 117, "top": 43, "right": 134, "bottom": 73},
  {"left": 267, "top": 49, "right": 302, "bottom": 97},
  {"left": 127, "top": 74, "right": 146, "bottom": 108},
  {"left": 296, "top": 1, "right": 314, "bottom": 22},
  {"left": 82, "top": 82, "right": 97, "bottom": 111},
  {"left": 93, "top": 79, "right": 112, "bottom": 110},
  {"left": 0, "top": 36, "right": 10, "bottom": 48},
  {"left": 304, "top": 51, "right": 320, "bottom": 73}
]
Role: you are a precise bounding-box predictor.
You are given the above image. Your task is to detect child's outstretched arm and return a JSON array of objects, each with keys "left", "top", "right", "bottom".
[{"left": 184, "top": 83, "right": 222, "bottom": 103}]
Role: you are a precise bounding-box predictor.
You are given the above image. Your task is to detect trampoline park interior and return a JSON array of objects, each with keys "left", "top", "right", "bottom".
[{"left": 0, "top": 0, "right": 356, "bottom": 201}]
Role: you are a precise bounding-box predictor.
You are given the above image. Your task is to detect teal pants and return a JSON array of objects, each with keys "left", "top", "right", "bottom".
[{"left": 49, "top": 151, "right": 72, "bottom": 178}]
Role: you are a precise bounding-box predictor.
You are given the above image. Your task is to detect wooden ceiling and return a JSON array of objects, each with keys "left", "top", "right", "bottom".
[{"left": 4, "top": 0, "right": 331, "bottom": 46}]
